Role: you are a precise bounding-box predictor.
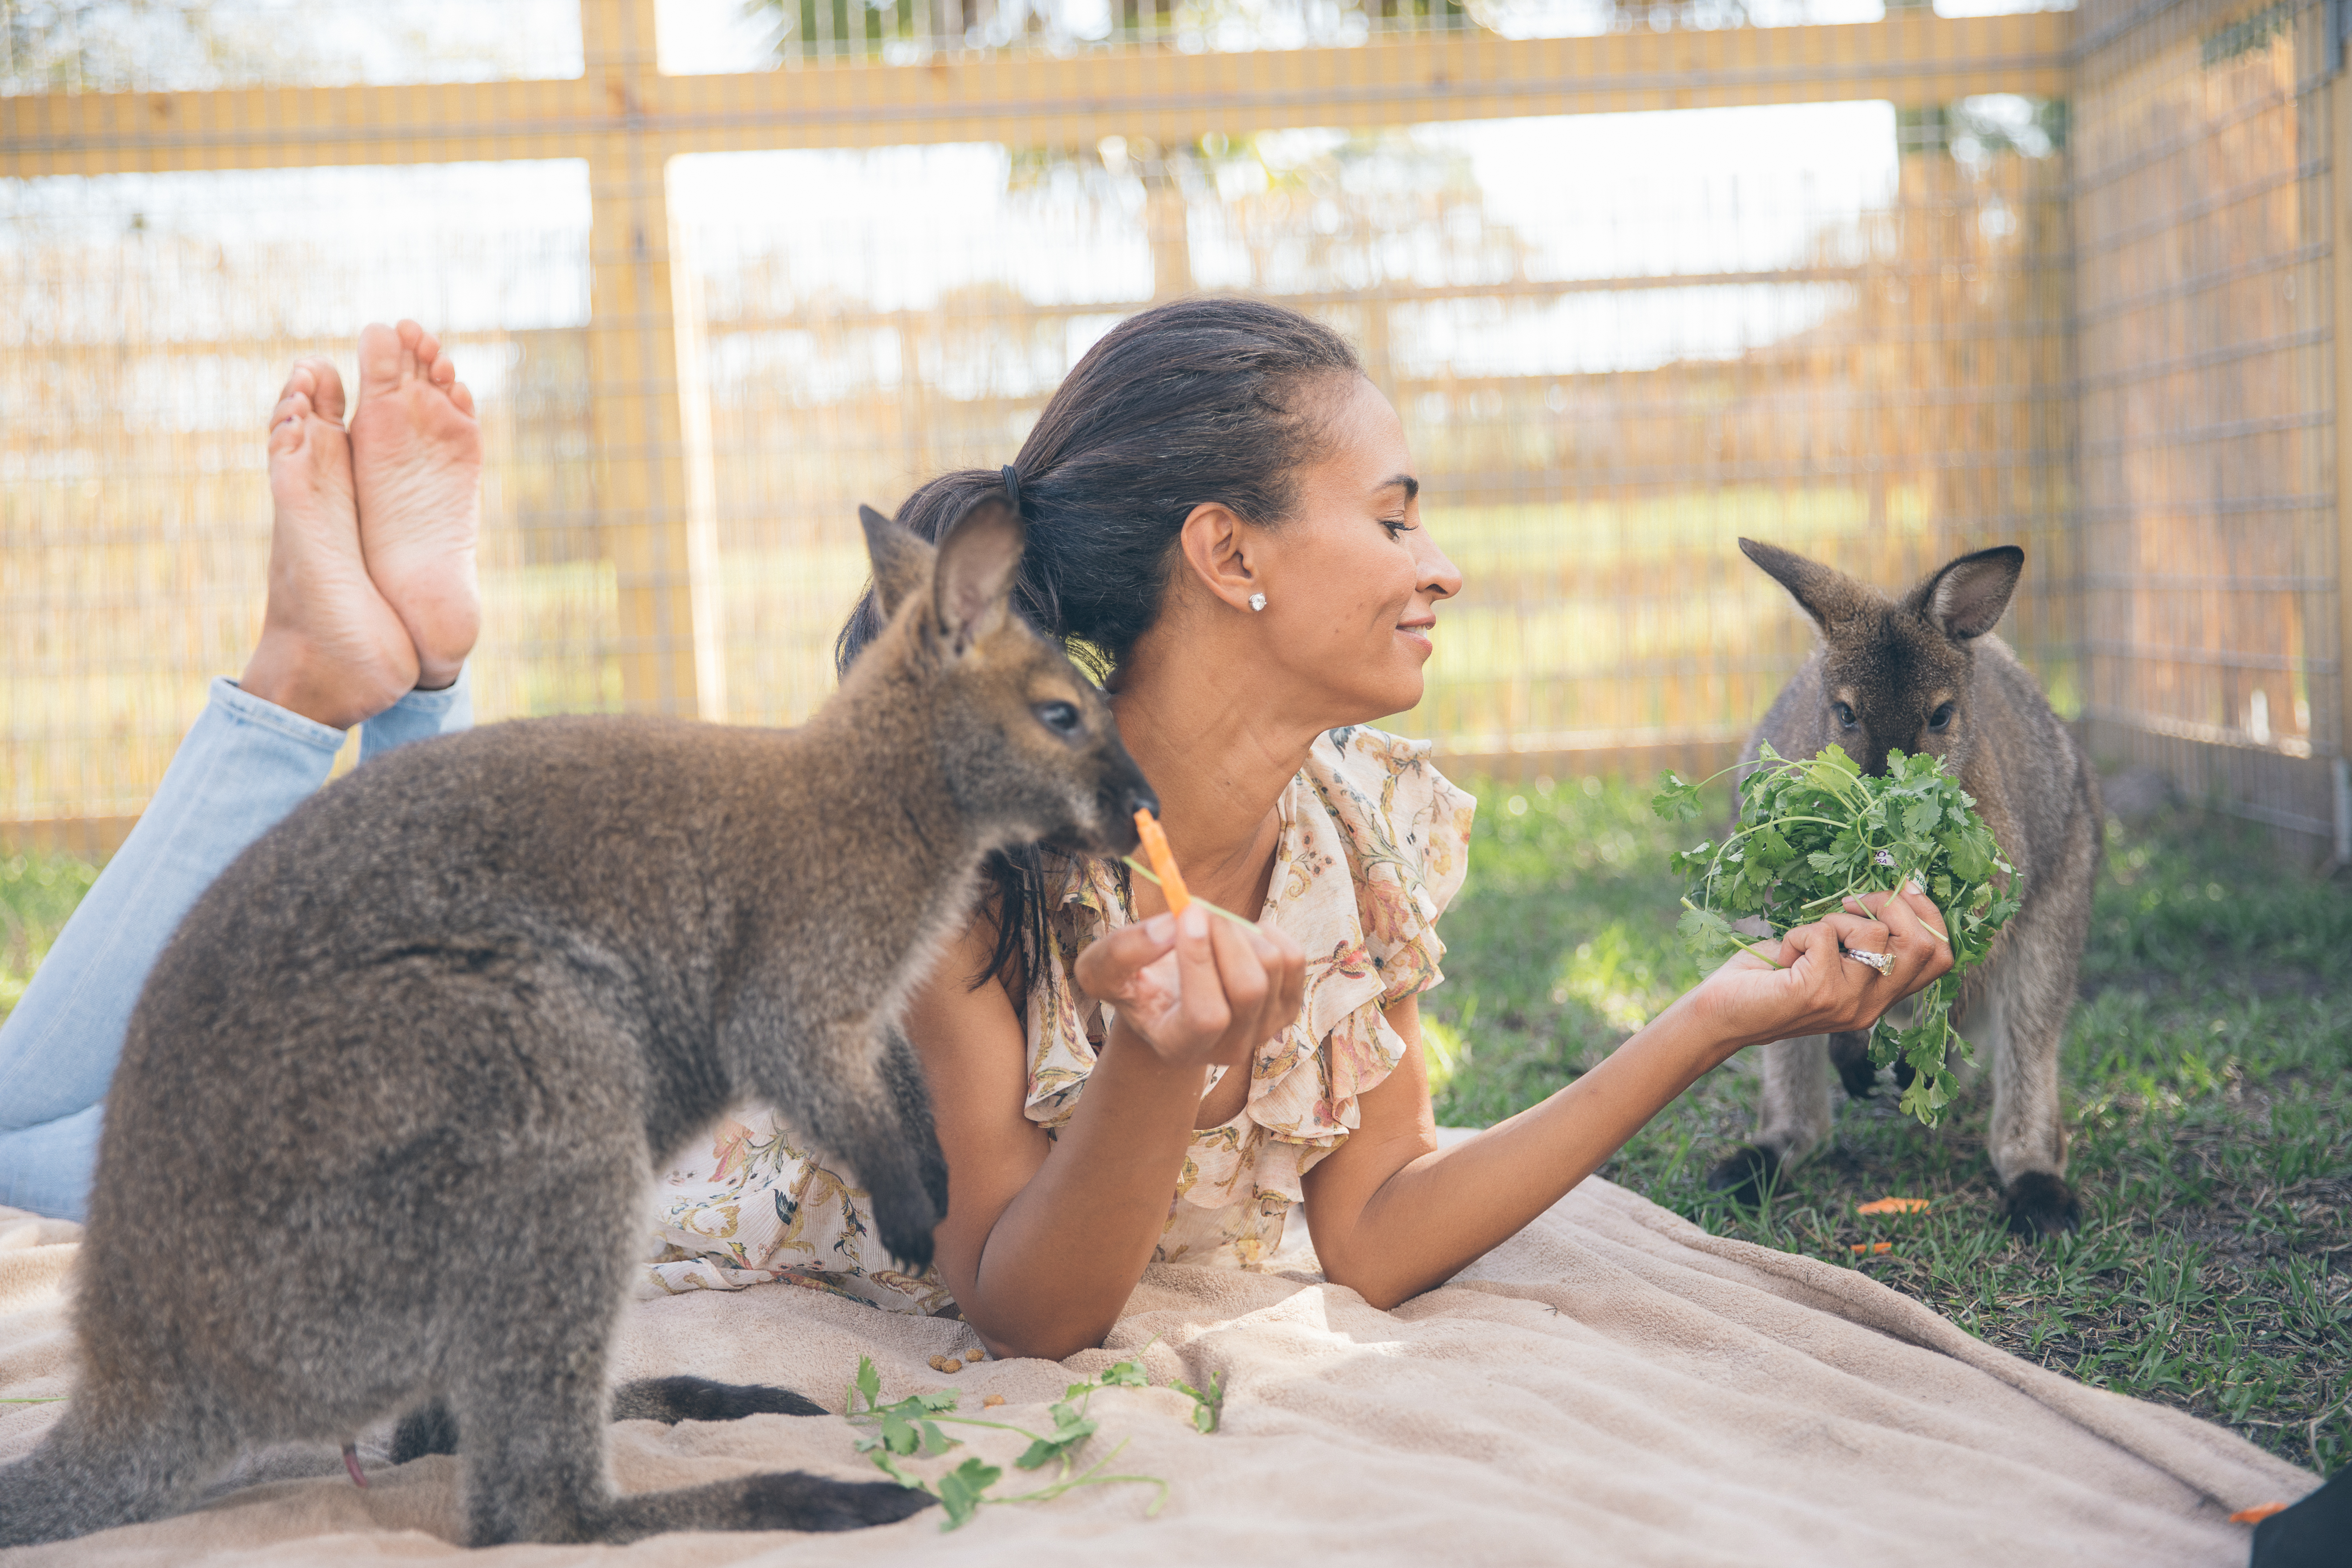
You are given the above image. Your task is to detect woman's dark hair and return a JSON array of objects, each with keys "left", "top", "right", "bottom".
[{"left": 834, "top": 295, "right": 1364, "bottom": 996}]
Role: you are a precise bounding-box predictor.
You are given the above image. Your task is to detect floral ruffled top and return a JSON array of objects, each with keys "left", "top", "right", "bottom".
[{"left": 638, "top": 726, "right": 1475, "bottom": 1315}]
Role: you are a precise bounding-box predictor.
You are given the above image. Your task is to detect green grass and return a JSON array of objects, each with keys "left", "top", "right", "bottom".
[
  {"left": 6, "top": 779, "right": 2344, "bottom": 1475},
  {"left": 1430, "top": 772, "right": 2351, "bottom": 1476},
  {"left": 1, "top": 853, "right": 98, "bottom": 1016}
]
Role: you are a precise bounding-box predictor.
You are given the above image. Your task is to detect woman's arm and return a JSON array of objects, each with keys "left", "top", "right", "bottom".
[
  {"left": 904, "top": 904, "right": 1304, "bottom": 1361},
  {"left": 1302, "top": 887, "right": 1951, "bottom": 1309}
]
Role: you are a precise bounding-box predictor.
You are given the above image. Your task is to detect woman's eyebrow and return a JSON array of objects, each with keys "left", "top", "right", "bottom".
[{"left": 1377, "top": 473, "right": 1420, "bottom": 502}]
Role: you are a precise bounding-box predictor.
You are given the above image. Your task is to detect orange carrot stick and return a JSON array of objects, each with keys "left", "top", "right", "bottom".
[{"left": 1133, "top": 808, "right": 1191, "bottom": 917}]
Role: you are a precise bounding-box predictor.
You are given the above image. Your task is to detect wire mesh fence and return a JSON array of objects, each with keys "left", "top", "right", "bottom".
[
  {"left": 2, "top": 0, "right": 2344, "bottom": 858},
  {"left": 2075, "top": 0, "right": 2346, "bottom": 840}
]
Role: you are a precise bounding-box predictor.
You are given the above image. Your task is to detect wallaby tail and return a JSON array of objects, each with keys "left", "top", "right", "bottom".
[{"left": 0, "top": 1411, "right": 211, "bottom": 1549}]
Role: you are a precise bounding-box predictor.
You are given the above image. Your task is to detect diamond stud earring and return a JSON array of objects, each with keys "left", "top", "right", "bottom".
[{"left": 1248, "top": 592, "right": 1267, "bottom": 612}]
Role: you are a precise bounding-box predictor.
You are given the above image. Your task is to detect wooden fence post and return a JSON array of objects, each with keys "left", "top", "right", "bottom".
[{"left": 581, "top": 0, "right": 726, "bottom": 720}]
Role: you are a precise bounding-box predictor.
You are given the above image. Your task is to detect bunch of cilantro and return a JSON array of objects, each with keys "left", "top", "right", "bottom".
[
  {"left": 843, "top": 1349, "right": 1220, "bottom": 1530},
  {"left": 1651, "top": 743, "right": 2019, "bottom": 1124}
]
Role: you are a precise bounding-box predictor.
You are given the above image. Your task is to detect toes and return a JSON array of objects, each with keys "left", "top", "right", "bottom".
[
  {"left": 301, "top": 357, "right": 349, "bottom": 423},
  {"left": 429, "top": 355, "right": 456, "bottom": 388},
  {"left": 268, "top": 401, "right": 306, "bottom": 455},
  {"left": 415, "top": 330, "right": 442, "bottom": 371},
  {"left": 448, "top": 379, "right": 476, "bottom": 417},
  {"left": 396, "top": 319, "right": 424, "bottom": 380},
  {"left": 357, "top": 322, "right": 403, "bottom": 396}
]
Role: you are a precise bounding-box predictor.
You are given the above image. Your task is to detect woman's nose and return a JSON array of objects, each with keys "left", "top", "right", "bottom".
[{"left": 1417, "top": 531, "right": 1463, "bottom": 600}]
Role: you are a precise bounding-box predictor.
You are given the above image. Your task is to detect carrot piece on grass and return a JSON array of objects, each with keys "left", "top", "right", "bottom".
[
  {"left": 1848, "top": 1241, "right": 1893, "bottom": 1255},
  {"left": 1134, "top": 808, "right": 1191, "bottom": 916},
  {"left": 1856, "top": 1196, "right": 1930, "bottom": 1215},
  {"left": 2229, "top": 1502, "right": 2288, "bottom": 1525}
]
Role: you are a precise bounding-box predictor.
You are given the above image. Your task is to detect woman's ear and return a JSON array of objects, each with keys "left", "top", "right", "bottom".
[{"left": 1175, "top": 502, "right": 1264, "bottom": 614}]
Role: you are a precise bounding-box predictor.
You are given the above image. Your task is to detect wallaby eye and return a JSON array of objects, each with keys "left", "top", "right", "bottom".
[
  {"left": 1033, "top": 700, "right": 1083, "bottom": 738},
  {"left": 1928, "top": 702, "right": 1955, "bottom": 732},
  {"left": 1832, "top": 701, "right": 1857, "bottom": 730}
]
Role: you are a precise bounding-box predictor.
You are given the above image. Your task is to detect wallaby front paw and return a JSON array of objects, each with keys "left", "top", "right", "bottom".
[
  {"left": 1705, "top": 1144, "right": 1783, "bottom": 1207},
  {"left": 2000, "top": 1170, "right": 2080, "bottom": 1239},
  {"left": 391, "top": 1400, "right": 460, "bottom": 1463}
]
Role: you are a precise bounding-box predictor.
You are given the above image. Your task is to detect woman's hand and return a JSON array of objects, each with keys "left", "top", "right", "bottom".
[
  {"left": 1695, "top": 883, "right": 1954, "bottom": 1052},
  {"left": 1073, "top": 906, "right": 1306, "bottom": 1073}
]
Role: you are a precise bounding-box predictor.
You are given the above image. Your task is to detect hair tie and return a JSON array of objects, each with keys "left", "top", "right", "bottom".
[{"left": 1000, "top": 464, "right": 1024, "bottom": 516}]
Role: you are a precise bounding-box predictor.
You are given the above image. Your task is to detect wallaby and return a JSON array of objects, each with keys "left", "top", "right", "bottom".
[
  {"left": 1706, "top": 539, "right": 2101, "bottom": 1239},
  {"left": 0, "top": 498, "right": 1158, "bottom": 1549}
]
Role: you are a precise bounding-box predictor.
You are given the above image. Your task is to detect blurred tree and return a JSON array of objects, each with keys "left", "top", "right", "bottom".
[
  {"left": 1, "top": 0, "right": 530, "bottom": 94},
  {"left": 745, "top": 0, "right": 1472, "bottom": 60}
]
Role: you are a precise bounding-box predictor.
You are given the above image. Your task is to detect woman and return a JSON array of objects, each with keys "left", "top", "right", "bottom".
[{"left": 0, "top": 300, "right": 1949, "bottom": 1364}]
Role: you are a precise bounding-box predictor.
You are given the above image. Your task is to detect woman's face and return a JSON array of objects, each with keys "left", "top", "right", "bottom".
[{"left": 1257, "top": 376, "right": 1462, "bottom": 726}]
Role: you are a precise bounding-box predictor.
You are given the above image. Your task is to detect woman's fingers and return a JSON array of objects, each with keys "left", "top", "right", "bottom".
[
  {"left": 1840, "top": 891, "right": 1954, "bottom": 994},
  {"left": 1172, "top": 906, "right": 1237, "bottom": 1041},
  {"left": 1206, "top": 913, "right": 1269, "bottom": 1022},
  {"left": 1074, "top": 909, "right": 1302, "bottom": 1068},
  {"left": 1072, "top": 911, "right": 1179, "bottom": 1001},
  {"left": 1847, "top": 882, "right": 1951, "bottom": 950},
  {"left": 1818, "top": 911, "right": 1894, "bottom": 979}
]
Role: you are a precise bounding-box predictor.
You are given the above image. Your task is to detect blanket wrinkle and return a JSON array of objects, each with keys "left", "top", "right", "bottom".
[{"left": 0, "top": 1176, "right": 2317, "bottom": 1567}]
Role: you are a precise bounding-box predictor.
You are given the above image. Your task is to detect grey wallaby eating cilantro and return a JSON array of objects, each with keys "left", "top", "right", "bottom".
[{"left": 1653, "top": 742, "right": 2020, "bottom": 1125}]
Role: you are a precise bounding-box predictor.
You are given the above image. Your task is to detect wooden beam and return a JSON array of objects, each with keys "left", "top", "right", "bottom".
[
  {"left": 640, "top": 13, "right": 2074, "bottom": 153},
  {"left": 0, "top": 78, "right": 615, "bottom": 175},
  {"left": 582, "top": 0, "right": 723, "bottom": 719},
  {"left": 2, "top": 13, "right": 2075, "bottom": 178}
]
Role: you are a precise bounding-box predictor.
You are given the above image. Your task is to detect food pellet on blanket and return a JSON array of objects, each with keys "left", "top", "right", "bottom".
[
  {"left": 963, "top": 1347, "right": 985, "bottom": 1363},
  {"left": 984, "top": 1395, "right": 1006, "bottom": 1408}
]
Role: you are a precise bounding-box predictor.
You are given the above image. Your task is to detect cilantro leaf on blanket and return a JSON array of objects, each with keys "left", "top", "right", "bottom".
[
  {"left": 1653, "top": 744, "right": 2019, "bottom": 1124},
  {"left": 934, "top": 1458, "right": 1002, "bottom": 1528},
  {"left": 842, "top": 1354, "right": 1185, "bottom": 1530}
]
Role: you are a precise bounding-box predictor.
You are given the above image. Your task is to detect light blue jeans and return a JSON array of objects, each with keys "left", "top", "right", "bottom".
[{"left": 0, "top": 672, "right": 472, "bottom": 1221}]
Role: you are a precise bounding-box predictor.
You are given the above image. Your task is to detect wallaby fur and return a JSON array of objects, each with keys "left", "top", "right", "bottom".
[
  {"left": 0, "top": 498, "right": 1157, "bottom": 1550},
  {"left": 1707, "top": 539, "right": 2101, "bottom": 1239}
]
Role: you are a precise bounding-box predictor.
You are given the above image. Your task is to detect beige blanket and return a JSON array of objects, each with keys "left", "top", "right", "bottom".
[{"left": 0, "top": 1178, "right": 2314, "bottom": 1566}]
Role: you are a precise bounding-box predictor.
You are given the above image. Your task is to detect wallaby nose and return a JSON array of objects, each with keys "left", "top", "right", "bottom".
[{"left": 1126, "top": 780, "right": 1160, "bottom": 821}]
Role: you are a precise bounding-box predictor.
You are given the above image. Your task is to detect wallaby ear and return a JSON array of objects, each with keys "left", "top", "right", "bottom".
[
  {"left": 860, "top": 504, "right": 934, "bottom": 620},
  {"left": 1738, "top": 538, "right": 1875, "bottom": 631},
  {"left": 932, "top": 497, "right": 1025, "bottom": 657},
  {"left": 1912, "top": 545, "right": 2025, "bottom": 641}
]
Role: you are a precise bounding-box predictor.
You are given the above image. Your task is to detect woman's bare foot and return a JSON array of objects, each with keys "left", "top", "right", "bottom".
[
  {"left": 350, "top": 320, "right": 481, "bottom": 691},
  {"left": 239, "top": 362, "right": 422, "bottom": 730}
]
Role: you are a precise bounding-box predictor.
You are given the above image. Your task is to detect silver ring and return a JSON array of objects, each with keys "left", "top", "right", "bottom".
[{"left": 1845, "top": 947, "right": 1894, "bottom": 975}]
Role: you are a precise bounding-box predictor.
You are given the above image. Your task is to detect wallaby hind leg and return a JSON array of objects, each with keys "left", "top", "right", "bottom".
[
  {"left": 1707, "top": 1033, "right": 1835, "bottom": 1204},
  {"left": 0, "top": 1390, "right": 235, "bottom": 1548},
  {"left": 454, "top": 1364, "right": 930, "bottom": 1545},
  {"left": 1983, "top": 915, "right": 2083, "bottom": 1239}
]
